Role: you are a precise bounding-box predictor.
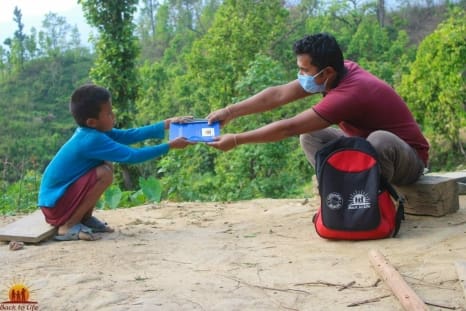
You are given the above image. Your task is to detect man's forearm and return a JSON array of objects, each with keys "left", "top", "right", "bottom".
[
  {"left": 227, "top": 87, "right": 280, "bottom": 118},
  {"left": 228, "top": 81, "right": 309, "bottom": 118},
  {"left": 236, "top": 120, "right": 291, "bottom": 145}
]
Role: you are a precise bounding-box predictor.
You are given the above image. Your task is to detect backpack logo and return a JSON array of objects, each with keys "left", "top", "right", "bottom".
[
  {"left": 348, "top": 191, "right": 371, "bottom": 209},
  {"left": 326, "top": 192, "right": 343, "bottom": 210}
]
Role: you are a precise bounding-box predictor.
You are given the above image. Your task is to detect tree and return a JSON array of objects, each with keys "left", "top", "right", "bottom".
[
  {"left": 397, "top": 8, "right": 466, "bottom": 166},
  {"left": 186, "top": 0, "right": 289, "bottom": 112},
  {"left": 214, "top": 54, "right": 312, "bottom": 200},
  {"left": 12, "top": 7, "right": 26, "bottom": 67},
  {"left": 40, "top": 13, "right": 72, "bottom": 56},
  {"left": 137, "top": 0, "right": 220, "bottom": 62},
  {"left": 346, "top": 18, "right": 412, "bottom": 84},
  {"left": 0, "top": 46, "right": 7, "bottom": 79},
  {"left": 377, "top": 0, "right": 385, "bottom": 26},
  {"left": 138, "top": 2, "right": 172, "bottom": 61},
  {"left": 152, "top": 0, "right": 303, "bottom": 201},
  {"left": 3, "top": 7, "right": 27, "bottom": 71},
  {"left": 80, "top": 0, "right": 140, "bottom": 189},
  {"left": 24, "top": 28, "right": 38, "bottom": 59},
  {"left": 80, "top": 0, "right": 139, "bottom": 128}
]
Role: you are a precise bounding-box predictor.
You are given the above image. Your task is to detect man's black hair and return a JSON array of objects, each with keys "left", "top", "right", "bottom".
[
  {"left": 70, "top": 84, "right": 111, "bottom": 127},
  {"left": 293, "top": 33, "right": 345, "bottom": 75}
]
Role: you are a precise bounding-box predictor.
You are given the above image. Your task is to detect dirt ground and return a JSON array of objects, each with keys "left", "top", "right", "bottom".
[{"left": 1, "top": 196, "right": 465, "bottom": 311}]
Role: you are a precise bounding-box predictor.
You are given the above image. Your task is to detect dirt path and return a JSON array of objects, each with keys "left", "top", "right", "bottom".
[{"left": 1, "top": 197, "right": 465, "bottom": 310}]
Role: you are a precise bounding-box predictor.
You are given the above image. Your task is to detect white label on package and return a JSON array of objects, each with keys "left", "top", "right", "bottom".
[{"left": 202, "top": 127, "right": 215, "bottom": 137}]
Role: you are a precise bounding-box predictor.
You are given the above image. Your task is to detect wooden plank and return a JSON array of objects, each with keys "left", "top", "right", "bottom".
[
  {"left": 0, "top": 210, "right": 56, "bottom": 243},
  {"left": 456, "top": 261, "right": 466, "bottom": 301},
  {"left": 427, "top": 171, "right": 466, "bottom": 195},
  {"left": 427, "top": 170, "right": 466, "bottom": 181},
  {"left": 369, "top": 249, "right": 429, "bottom": 311},
  {"left": 459, "top": 183, "right": 466, "bottom": 195},
  {"left": 396, "top": 174, "right": 459, "bottom": 216}
]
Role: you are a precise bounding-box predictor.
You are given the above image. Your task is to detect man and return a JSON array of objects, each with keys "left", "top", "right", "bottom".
[{"left": 207, "top": 33, "right": 428, "bottom": 186}]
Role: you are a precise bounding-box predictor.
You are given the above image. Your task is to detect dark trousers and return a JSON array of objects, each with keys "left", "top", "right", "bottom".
[{"left": 299, "top": 128, "right": 425, "bottom": 186}]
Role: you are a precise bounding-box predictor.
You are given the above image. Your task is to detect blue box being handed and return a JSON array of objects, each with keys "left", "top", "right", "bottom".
[{"left": 169, "top": 119, "right": 220, "bottom": 142}]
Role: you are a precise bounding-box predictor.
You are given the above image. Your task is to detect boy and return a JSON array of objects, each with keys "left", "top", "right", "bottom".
[{"left": 38, "top": 84, "right": 192, "bottom": 241}]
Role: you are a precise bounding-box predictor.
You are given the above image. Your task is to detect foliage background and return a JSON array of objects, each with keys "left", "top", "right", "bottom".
[{"left": 0, "top": 0, "right": 465, "bottom": 214}]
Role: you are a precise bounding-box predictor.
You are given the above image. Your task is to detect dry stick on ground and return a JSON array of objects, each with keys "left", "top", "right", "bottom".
[
  {"left": 424, "top": 301, "right": 457, "bottom": 310},
  {"left": 338, "top": 280, "right": 356, "bottom": 291},
  {"left": 369, "top": 249, "right": 429, "bottom": 311},
  {"left": 225, "top": 276, "right": 311, "bottom": 295},
  {"left": 347, "top": 294, "right": 391, "bottom": 307},
  {"left": 226, "top": 277, "right": 305, "bottom": 311},
  {"left": 294, "top": 280, "right": 374, "bottom": 290}
]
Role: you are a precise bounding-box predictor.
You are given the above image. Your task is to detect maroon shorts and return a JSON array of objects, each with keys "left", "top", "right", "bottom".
[{"left": 41, "top": 168, "right": 98, "bottom": 226}]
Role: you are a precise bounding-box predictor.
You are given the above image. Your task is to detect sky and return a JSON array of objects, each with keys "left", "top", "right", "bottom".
[{"left": 0, "top": 0, "right": 92, "bottom": 44}]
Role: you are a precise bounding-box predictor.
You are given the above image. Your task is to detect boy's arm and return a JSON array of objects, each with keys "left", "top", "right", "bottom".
[
  {"left": 106, "top": 121, "right": 166, "bottom": 145},
  {"left": 86, "top": 131, "right": 170, "bottom": 164},
  {"left": 108, "top": 116, "right": 194, "bottom": 145}
]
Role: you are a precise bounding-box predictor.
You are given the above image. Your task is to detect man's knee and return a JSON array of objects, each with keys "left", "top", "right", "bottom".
[
  {"left": 299, "top": 133, "right": 311, "bottom": 148},
  {"left": 367, "top": 130, "right": 392, "bottom": 151}
]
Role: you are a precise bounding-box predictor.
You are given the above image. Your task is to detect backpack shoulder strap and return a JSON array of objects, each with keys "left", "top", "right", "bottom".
[{"left": 380, "top": 177, "right": 405, "bottom": 237}]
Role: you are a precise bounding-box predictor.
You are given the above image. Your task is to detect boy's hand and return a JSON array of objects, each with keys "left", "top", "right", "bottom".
[
  {"left": 168, "top": 137, "right": 195, "bottom": 149},
  {"left": 165, "top": 116, "right": 194, "bottom": 129}
]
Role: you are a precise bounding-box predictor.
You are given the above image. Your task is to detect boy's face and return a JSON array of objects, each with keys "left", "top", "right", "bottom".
[{"left": 88, "top": 101, "right": 115, "bottom": 131}]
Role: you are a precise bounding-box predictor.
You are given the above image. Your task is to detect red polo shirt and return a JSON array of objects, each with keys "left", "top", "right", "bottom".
[{"left": 313, "top": 61, "right": 429, "bottom": 166}]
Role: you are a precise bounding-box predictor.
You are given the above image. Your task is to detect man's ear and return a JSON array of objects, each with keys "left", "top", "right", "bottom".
[
  {"left": 323, "top": 66, "right": 336, "bottom": 76},
  {"left": 86, "top": 118, "right": 98, "bottom": 128}
]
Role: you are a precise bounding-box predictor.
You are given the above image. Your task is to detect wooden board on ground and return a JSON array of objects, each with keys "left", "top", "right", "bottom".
[
  {"left": 0, "top": 210, "right": 56, "bottom": 243},
  {"left": 395, "top": 171, "right": 466, "bottom": 217},
  {"left": 430, "top": 171, "right": 466, "bottom": 181},
  {"left": 396, "top": 175, "right": 459, "bottom": 216},
  {"left": 429, "top": 171, "right": 466, "bottom": 195}
]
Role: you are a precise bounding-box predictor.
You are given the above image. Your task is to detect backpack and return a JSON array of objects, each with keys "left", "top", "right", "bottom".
[{"left": 312, "top": 136, "right": 404, "bottom": 240}]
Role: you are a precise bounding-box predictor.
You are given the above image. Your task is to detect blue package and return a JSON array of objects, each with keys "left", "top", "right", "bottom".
[{"left": 169, "top": 119, "right": 220, "bottom": 142}]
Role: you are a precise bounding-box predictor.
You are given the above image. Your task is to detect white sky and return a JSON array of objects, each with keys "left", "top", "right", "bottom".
[{"left": 0, "top": 0, "right": 91, "bottom": 44}]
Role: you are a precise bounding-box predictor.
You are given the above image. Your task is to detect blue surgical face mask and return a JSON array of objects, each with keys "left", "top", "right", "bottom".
[{"left": 298, "top": 69, "right": 327, "bottom": 93}]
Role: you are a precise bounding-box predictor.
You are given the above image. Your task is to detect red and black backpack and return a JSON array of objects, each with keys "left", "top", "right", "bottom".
[{"left": 313, "top": 136, "right": 404, "bottom": 240}]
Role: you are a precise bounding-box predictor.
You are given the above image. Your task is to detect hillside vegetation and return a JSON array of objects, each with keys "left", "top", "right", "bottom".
[{"left": 0, "top": 0, "right": 464, "bottom": 214}]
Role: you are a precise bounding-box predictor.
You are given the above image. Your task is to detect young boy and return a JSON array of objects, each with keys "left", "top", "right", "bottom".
[{"left": 38, "top": 84, "right": 192, "bottom": 241}]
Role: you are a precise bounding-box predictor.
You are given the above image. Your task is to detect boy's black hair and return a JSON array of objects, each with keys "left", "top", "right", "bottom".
[
  {"left": 293, "top": 33, "right": 345, "bottom": 75},
  {"left": 70, "top": 84, "right": 111, "bottom": 127}
]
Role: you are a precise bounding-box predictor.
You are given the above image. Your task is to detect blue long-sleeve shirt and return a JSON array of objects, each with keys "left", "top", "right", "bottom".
[{"left": 38, "top": 121, "right": 169, "bottom": 207}]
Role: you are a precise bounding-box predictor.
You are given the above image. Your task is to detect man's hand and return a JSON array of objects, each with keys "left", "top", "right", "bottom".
[
  {"left": 207, "top": 134, "right": 238, "bottom": 151},
  {"left": 165, "top": 116, "right": 194, "bottom": 129},
  {"left": 207, "top": 106, "right": 234, "bottom": 127},
  {"left": 168, "top": 137, "right": 194, "bottom": 149}
]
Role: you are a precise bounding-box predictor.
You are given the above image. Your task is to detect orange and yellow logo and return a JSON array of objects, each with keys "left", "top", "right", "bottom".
[{"left": 1, "top": 278, "right": 38, "bottom": 310}]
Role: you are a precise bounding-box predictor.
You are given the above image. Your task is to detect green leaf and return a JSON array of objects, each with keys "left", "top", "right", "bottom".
[
  {"left": 130, "top": 189, "right": 146, "bottom": 205},
  {"left": 139, "top": 176, "right": 162, "bottom": 203},
  {"left": 104, "top": 185, "right": 122, "bottom": 209}
]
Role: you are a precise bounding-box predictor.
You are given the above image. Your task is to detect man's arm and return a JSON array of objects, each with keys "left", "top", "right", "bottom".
[
  {"left": 209, "top": 108, "right": 331, "bottom": 151},
  {"left": 230, "top": 80, "right": 310, "bottom": 116},
  {"left": 207, "top": 80, "right": 310, "bottom": 126}
]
